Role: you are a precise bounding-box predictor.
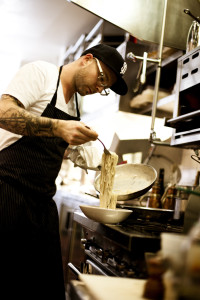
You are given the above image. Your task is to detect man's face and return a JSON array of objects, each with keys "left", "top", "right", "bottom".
[{"left": 75, "top": 55, "right": 117, "bottom": 96}]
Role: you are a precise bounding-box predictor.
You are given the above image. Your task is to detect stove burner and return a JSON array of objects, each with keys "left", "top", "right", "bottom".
[
  {"left": 117, "top": 204, "right": 184, "bottom": 233},
  {"left": 120, "top": 221, "right": 183, "bottom": 234}
]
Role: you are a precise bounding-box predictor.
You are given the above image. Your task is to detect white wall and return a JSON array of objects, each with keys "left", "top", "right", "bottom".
[{"left": 0, "top": 0, "right": 99, "bottom": 94}]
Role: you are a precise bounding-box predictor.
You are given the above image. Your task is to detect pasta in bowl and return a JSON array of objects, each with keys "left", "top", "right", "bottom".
[{"left": 80, "top": 151, "right": 132, "bottom": 224}]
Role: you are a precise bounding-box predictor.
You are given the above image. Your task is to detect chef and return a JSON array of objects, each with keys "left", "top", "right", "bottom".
[{"left": 0, "top": 43, "right": 128, "bottom": 299}]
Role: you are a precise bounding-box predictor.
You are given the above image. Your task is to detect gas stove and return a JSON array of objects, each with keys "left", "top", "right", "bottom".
[
  {"left": 69, "top": 206, "right": 183, "bottom": 283},
  {"left": 117, "top": 204, "right": 184, "bottom": 234}
]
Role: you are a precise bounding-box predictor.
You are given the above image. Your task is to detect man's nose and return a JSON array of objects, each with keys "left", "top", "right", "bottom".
[{"left": 96, "top": 85, "right": 104, "bottom": 93}]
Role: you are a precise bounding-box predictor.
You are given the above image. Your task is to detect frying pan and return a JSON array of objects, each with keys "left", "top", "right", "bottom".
[{"left": 94, "top": 163, "right": 157, "bottom": 201}]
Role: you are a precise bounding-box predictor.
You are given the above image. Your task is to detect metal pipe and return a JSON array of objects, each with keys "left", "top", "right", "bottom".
[
  {"left": 127, "top": 52, "right": 160, "bottom": 64},
  {"left": 150, "top": 0, "right": 168, "bottom": 143}
]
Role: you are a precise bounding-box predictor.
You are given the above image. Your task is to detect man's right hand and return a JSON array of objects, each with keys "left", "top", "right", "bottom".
[
  {"left": 0, "top": 94, "right": 98, "bottom": 146},
  {"left": 56, "top": 120, "right": 98, "bottom": 145}
]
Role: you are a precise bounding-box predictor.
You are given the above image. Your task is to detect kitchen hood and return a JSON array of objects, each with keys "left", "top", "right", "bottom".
[{"left": 68, "top": 0, "right": 200, "bottom": 50}]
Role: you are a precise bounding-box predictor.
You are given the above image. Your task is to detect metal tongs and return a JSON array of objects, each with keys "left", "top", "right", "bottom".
[
  {"left": 97, "top": 137, "right": 110, "bottom": 155},
  {"left": 86, "top": 126, "right": 110, "bottom": 155}
]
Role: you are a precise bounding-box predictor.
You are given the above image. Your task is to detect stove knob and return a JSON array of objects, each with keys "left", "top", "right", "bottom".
[
  {"left": 102, "top": 250, "right": 110, "bottom": 263},
  {"left": 126, "top": 268, "right": 135, "bottom": 277},
  {"left": 116, "top": 262, "right": 126, "bottom": 271},
  {"left": 89, "top": 245, "right": 97, "bottom": 253},
  {"left": 107, "top": 257, "right": 117, "bottom": 268},
  {"left": 81, "top": 238, "right": 93, "bottom": 249},
  {"left": 96, "top": 248, "right": 103, "bottom": 256},
  {"left": 81, "top": 238, "right": 87, "bottom": 245}
]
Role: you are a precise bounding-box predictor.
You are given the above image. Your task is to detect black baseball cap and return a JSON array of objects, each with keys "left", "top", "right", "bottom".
[{"left": 81, "top": 44, "right": 128, "bottom": 95}]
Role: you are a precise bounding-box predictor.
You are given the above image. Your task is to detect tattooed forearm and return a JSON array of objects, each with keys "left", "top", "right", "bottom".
[
  {"left": 0, "top": 94, "right": 58, "bottom": 137},
  {"left": 0, "top": 109, "right": 56, "bottom": 136}
]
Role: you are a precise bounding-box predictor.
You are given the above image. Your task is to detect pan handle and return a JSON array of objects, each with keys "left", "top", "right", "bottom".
[
  {"left": 139, "top": 193, "right": 150, "bottom": 207},
  {"left": 68, "top": 262, "right": 81, "bottom": 277}
]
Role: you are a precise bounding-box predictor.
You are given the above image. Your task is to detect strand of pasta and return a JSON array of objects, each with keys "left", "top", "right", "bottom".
[{"left": 99, "top": 152, "right": 118, "bottom": 209}]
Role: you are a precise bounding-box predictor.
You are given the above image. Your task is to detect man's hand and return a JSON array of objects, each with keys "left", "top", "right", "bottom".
[
  {"left": 56, "top": 120, "right": 98, "bottom": 145},
  {"left": 0, "top": 94, "right": 98, "bottom": 145}
]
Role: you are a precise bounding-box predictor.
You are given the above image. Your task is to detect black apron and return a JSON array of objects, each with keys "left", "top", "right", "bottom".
[{"left": 0, "top": 66, "right": 80, "bottom": 300}]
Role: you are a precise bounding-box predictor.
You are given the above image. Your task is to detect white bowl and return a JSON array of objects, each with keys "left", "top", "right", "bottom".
[{"left": 80, "top": 205, "right": 132, "bottom": 224}]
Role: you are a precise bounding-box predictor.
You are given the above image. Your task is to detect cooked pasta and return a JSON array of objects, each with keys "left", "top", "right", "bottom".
[{"left": 99, "top": 152, "right": 118, "bottom": 209}]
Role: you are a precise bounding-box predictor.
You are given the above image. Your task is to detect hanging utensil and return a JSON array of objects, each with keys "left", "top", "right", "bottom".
[
  {"left": 184, "top": 8, "right": 200, "bottom": 52},
  {"left": 133, "top": 61, "right": 143, "bottom": 93},
  {"left": 184, "top": 9, "right": 200, "bottom": 24},
  {"left": 140, "top": 51, "right": 148, "bottom": 84}
]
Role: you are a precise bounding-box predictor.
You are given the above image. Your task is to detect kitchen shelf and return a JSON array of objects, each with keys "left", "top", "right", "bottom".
[
  {"left": 165, "top": 109, "right": 200, "bottom": 129},
  {"left": 132, "top": 94, "right": 175, "bottom": 116},
  {"left": 129, "top": 50, "right": 184, "bottom": 117},
  {"left": 164, "top": 108, "right": 200, "bottom": 148},
  {"left": 146, "top": 50, "right": 184, "bottom": 75}
]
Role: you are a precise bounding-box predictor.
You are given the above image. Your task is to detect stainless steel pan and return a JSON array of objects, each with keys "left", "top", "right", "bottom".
[{"left": 94, "top": 163, "right": 157, "bottom": 201}]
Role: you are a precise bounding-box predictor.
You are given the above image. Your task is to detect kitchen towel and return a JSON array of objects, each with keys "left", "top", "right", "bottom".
[{"left": 67, "top": 144, "right": 102, "bottom": 171}]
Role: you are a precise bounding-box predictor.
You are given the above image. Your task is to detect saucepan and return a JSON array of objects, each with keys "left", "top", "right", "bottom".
[{"left": 94, "top": 163, "right": 157, "bottom": 201}]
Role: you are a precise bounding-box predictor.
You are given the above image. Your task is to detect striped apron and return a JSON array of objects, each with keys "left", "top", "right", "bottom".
[{"left": 0, "top": 66, "right": 80, "bottom": 299}]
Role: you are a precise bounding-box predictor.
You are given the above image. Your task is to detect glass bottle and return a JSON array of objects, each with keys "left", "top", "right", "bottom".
[
  {"left": 162, "top": 185, "right": 176, "bottom": 210},
  {"left": 148, "top": 181, "right": 162, "bottom": 209}
]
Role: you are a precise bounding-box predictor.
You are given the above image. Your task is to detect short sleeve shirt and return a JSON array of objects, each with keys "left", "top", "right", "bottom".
[{"left": 0, "top": 60, "right": 76, "bottom": 151}]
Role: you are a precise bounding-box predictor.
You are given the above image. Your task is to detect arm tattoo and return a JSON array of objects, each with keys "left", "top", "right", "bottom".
[{"left": 0, "top": 94, "right": 58, "bottom": 137}]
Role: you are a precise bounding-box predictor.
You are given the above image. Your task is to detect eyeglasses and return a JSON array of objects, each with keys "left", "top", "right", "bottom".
[{"left": 94, "top": 58, "right": 110, "bottom": 96}]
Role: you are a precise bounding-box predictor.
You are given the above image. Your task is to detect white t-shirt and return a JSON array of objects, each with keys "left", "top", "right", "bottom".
[{"left": 0, "top": 60, "right": 77, "bottom": 151}]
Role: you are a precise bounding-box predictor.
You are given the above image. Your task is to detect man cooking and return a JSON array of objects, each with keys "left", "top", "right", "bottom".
[{"left": 0, "top": 43, "right": 128, "bottom": 299}]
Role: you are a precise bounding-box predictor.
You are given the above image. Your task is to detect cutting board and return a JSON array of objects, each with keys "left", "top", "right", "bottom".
[{"left": 79, "top": 274, "right": 147, "bottom": 300}]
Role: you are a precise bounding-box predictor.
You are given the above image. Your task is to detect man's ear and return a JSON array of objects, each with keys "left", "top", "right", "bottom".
[{"left": 81, "top": 53, "right": 94, "bottom": 65}]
